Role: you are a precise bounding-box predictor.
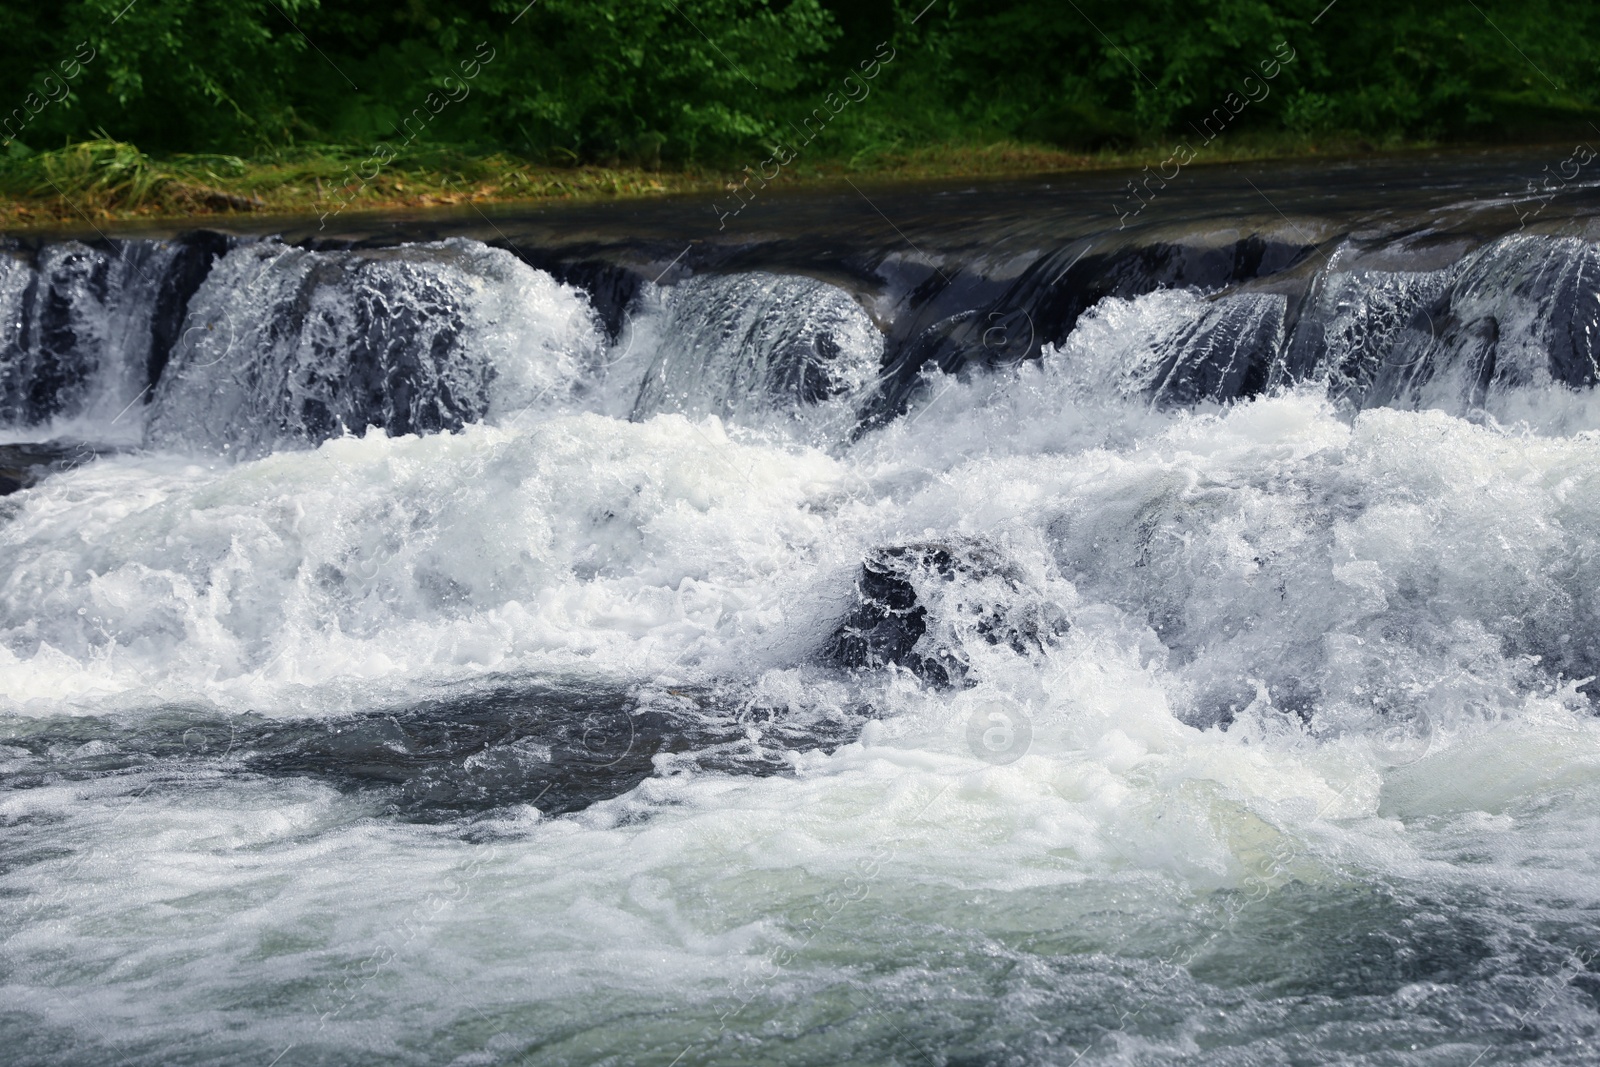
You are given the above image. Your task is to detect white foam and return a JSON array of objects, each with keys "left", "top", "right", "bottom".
[{"left": 7, "top": 253, "right": 1600, "bottom": 1063}]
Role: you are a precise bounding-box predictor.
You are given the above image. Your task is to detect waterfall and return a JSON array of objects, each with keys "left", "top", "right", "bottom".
[
  {"left": 145, "top": 238, "right": 604, "bottom": 457},
  {"left": 620, "top": 271, "right": 883, "bottom": 428},
  {"left": 8, "top": 177, "right": 1600, "bottom": 1067},
  {"left": 0, "top": 239, "right": 211, "bottom": 439},
  {"left": 2, "top": 229, "right": 1596, "bottom": 459}
]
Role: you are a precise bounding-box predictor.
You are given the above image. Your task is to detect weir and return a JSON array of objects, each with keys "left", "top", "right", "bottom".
[{"left": 2, "top": 222, "right": 1597, "bottom": 455}]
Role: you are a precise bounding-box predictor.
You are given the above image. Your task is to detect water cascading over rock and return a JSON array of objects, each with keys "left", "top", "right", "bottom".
[
  {"left": 1145, "top": 292, "right": 1287, "bottom": 405},
  {"left": 627, "top": 272, "right": 883, "bottom": 423},
  {"left": 0, "top": 226, "right": 1595, "bottom": 467},
  {"left": 1276, "top": 267, "right": 1453, "bottom": 403},
  {"left": 0, "top": 236, "right": 225, "bottom": 432},
  {"left": 1360, "top": 234, "right": 1600, "bottom": 410},
  {"left": 145, "top": 238, "right": 604, "bottom": 456},
  {"left": 824, "top": 539, "right": 1070, "bottom": 688},
  {"left": 1040, "top": 232, "right": 1600, "bottom": 415}
]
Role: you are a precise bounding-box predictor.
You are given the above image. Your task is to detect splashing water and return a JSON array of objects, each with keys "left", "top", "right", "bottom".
[{"left": 4, "top": 204, "right": 1600, "bottom": 1065}]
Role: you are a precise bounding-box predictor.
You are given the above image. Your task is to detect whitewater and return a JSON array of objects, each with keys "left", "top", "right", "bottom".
[{"left": 4, "top": 160, "right": 1600, "bottom": 1064}]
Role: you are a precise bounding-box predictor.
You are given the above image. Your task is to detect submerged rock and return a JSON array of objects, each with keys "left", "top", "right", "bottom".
[
  {"left": 0, "top": 441, "right": 107, "bottom": 496},
  {"left": 0, "top": 682, "right": 869, "bottom": 822},
  {"left": 824, "top": 539, "right": 1068, "bottom": 687}
]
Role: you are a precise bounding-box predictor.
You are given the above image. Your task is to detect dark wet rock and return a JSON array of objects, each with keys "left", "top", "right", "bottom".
[
  {"left": 0, "top": 441, "right": 107, "bottom": 496},
  {"left": 824, "top": 539, "right": 1069, "bottom": 687},
  {"left": 827, "top": 544, "right": 946, "bottom": 682},
  {"left": 511, "top": 253, "right": 646, "bottom": 340},
  {"left": 1006, "top": 234, "right": 1312, "bottom": 362},
  {"left": 249, "top": 688, "right": 666, "bottom": 818},
  {"left": 863, "top": 234, "right": 1319, "bottom": 425},
  {"left": 0, "top": 683, "right": 868, "bottom": 822}
]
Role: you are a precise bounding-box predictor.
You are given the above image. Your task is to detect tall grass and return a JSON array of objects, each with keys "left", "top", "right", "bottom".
[
  {"left": 0, "top": 138, "right": 740, "bottom": 225},
  {"left": 0, "top": 140, "right": 262, "bottom": 215},
  {"left": 0, "top": 132, "right": 1466, "bottom": 229}
]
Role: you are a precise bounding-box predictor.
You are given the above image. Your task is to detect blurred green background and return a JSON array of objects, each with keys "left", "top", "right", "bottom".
[{"left": 2, "top": 0, "right": 1596, "bottom": 163}]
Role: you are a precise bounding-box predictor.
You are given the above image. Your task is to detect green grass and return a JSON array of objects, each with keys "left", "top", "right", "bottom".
[
  {"left": 0, "top": 133, "right": 1443, "bottom": 230},
  {"left": 0, "top": 139, "right": 725, "bottom": 228}
]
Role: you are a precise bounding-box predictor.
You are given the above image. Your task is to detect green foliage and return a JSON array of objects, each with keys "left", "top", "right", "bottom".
[
  {"left": 855, "top": 0, "right": 1600, "bottom": 149},
  {"left": 0, "top": 0, "right": 1595, "bottom": 163}
]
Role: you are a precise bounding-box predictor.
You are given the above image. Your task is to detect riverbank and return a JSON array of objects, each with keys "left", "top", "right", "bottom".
[{"left": 0, "top": 134, "right": 1455, "bottom": 231}]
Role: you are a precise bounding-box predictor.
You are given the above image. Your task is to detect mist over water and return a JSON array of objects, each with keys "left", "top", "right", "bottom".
[{"left": 4, "top": 159, "right": 1600, "bottom": 1065}]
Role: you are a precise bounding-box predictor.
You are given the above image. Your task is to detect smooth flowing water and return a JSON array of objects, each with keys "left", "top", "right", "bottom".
[{"left": 4, "top": 150, "right": 1600, "bottom": 1065}]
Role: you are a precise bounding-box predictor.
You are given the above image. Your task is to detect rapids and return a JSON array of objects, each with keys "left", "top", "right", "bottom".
[{"left": 3, "top": 151, "right": 1600, "bottom": 1065}]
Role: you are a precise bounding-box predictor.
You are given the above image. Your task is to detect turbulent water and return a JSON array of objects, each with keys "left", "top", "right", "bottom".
[{"left": 5, "top": 158, "right": 1600, "bottom": 1065}]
